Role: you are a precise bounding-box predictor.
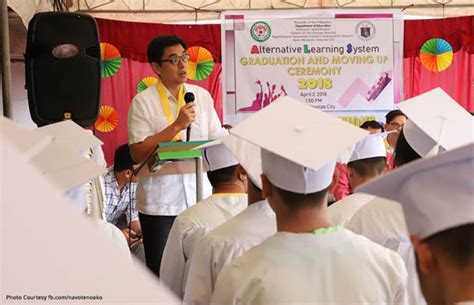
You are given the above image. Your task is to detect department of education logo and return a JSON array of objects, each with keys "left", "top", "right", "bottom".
[
  {"left": 250, "top": 21, "right": 271, "bottom": 42},
  {"left": 356, "top": 21, "right": 376, "bottom": 40}
]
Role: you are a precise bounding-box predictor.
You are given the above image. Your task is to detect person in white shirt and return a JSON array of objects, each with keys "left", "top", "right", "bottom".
[
  {"left": 328, "top": 132, "right": 388, "bottom": 227},
  {"left": 184, "top": 136, "right": 276, "bottom": 305},
  {"left": 348, "top": 127, "right": 426, "bottom": 305},
  {"left": 160, "top": 141, "right": 247, "bottom": 298},
  {"left": 348, "top": 88, "right": 474, "bottom": 305},
  {"left": 211, "top": 96, "right": 408, "bottom": 305},
  {"left": 358, "top": 143, "right": 474, "bottom": 305},
  {"left": 127, "top": 35, "right": 226, "bottom": 277}
]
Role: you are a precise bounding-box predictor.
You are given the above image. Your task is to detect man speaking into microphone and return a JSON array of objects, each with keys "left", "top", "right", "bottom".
[{"left": 127, "top": 35, "right": 226, "bottom": 278}]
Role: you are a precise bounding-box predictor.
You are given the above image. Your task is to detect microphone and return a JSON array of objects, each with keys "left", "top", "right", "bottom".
[{"left": 184, "top": 92, "right": 195, "bottom": 142}]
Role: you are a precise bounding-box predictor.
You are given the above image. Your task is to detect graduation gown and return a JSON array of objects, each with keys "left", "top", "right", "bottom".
[
  {"left": 160, "top": 193, "right": 247, "bottom": 298},
  {"left": 347, "top": 197, "right": 426, "bottom": 305},
  {"left": 184, "top": 200, "right": 276, "bottom": 305},
  {"left": 211, "top": 229, "right": 408, "bottom": 305},
  {"left": 327, "top": 193, "right": 375, "bottom": 227}
]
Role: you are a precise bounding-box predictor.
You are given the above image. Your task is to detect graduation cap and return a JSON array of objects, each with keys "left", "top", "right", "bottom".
[
  {"left": 36, "top": 120, "right": 103, "bottom": 153},
  {"left": 223, "top": 134, "right": 263, "bottom": 189},
  {"left": 195, "top": 138, "right": 239, "bottom": 172},
  {"left": 358, "top": 143, "right": 474, "bottom": 239},
  {"left": 348, "top": 132, "right": 391, "bottom": 163},
  {"left": 229, "top": 96, "right": 367, "bottom": 194},
  {"left": 0, "top": 118, "right": 105, "bottom": 192},
  {"left": 0, "top": 116, "right": 52, "bottom": 159},
  {"left": 398, "top": 88, "right": 474, "bottom": 157},
  {"left": 1, "top": 132, "right": 179, "bottom": 303}
]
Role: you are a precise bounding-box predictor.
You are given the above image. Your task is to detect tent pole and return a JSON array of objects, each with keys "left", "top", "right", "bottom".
[{"left": 1, "top": 0, "right": 12, "bottom": 118}]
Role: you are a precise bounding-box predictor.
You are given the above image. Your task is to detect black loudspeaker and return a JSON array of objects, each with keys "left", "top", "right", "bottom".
[{"left": 25, "top": 12, "right": 101, "bottom": 127}]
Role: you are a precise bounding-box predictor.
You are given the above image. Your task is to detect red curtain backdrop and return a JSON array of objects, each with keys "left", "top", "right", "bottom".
[
  {"left": 403, "top": 16, "right": 474, "bottom": 111},
  {"left": 96, "top": 18, "right": 222, "bottom": 63},
  {"left": 403, "top": 50, "right": 473, "bottom": 108},
  {"left": 95, "top": 16, "right": 474, "bottom": 164}
]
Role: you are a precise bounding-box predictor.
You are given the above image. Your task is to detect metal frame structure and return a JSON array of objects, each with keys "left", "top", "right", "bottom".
[
  {"left": 74, "top": 0, "right": 474, "bottom": 14},
  {"left": 1, "top": 0, "right": 12, "bottom": 117},
  {"left": 2, "top": 0, "right": 474, "bottom": 118}
]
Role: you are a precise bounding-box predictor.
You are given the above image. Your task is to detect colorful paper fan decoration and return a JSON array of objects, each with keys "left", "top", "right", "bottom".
[
  {"left": 187, "top": 46, "right": 214, "bottom": 81},
  {"left": 95, "top": 105, "right": 119, "bottom": 133},
  {"left": 100, "top": 43, "right": 122, "bottom": 77},
  {"left": 137, "top": 76, "right": 158, "bottom": 93},
  {"left": 420, "top": 38, "right": 453, "bottom": 72}
]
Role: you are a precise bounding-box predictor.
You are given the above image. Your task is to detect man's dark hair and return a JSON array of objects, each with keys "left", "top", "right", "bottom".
[
  {"left": 385, "top": 110, "right": 407, "bottom": 124},
  {"left": 425, "top": 224, "right": 474, "bottom": 269},
  {"left": 147, "top": 35, "right": 187, "bottom": 64},
  {"left": 274, "top": 185, "right": 329, "bottom": 209},
  {"left": 113, "top": 144, "right": 136, "bottom": 172},
  {"left": 207, "top": 165, "right": 239, "bottom": 188},
  {"left": 360, "top": 120, "right": 384, "bottom": 131},
  {"left": 347, "top": 156, "right": 387, "bottom": 177},
  {"left": 393, "top": 129, "right": 421, "bottom": 168}
]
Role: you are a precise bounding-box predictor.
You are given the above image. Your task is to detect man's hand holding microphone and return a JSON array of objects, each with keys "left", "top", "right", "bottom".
[{"left": 174, "top": 92, "right": 196, "bottom": 141}]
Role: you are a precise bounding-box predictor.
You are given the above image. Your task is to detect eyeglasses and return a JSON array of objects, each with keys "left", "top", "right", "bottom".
[
  {"left": 160, "top": 54, "right": 190, "bottom": 65},
  {"left": 389, "top": 122, "right": 405, "bottom": 130}
]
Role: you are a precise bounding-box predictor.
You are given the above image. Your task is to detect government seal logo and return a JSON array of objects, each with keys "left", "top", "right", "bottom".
[
  {"left": 356, "top": 21, "right": 376, "bottom": 40},
  {"left": 250, "top": 21, "right": 271, "bottom": 42}
]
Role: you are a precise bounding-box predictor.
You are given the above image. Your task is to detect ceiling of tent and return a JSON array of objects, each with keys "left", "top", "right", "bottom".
[
  {"left": 8, "top": 0, "right": 474, "bottom": 26},
  {"left": 6, "top": 0, "right": 474, "bottom": 58}
]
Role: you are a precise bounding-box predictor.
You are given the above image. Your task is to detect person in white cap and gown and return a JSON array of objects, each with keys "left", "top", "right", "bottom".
[
  {"left": 1, "top": 117, "right": 181, "bottom": 304},
  {"left": 348, "top": 88, "right": 474, "bottom": 305},
  {"left": 328, "top": 132, "right": 389, "bottom": 227},
  {"left": 160, "top": 140, "right": 247, "bottom": 298},
  {"left": 358, "top": 143, "right": 474, "bottom": 305},
  {"left": 183, "top": 135, "right": 276, "bottom": 305},
  {"left": 210, "top": 96, "right": 408, "bottom": 305}
]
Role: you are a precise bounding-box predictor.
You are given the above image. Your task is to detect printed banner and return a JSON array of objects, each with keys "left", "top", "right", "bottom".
[{"left": 222, "top": 10, "right": 403, "bottom": 126}]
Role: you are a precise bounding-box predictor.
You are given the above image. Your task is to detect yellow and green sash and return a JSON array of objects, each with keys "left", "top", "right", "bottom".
[
  {"left": 211, "top": 193, "right": 247, "bottom": 198},
  {"left": 313, "top": 225, "right": 343, "bottom": 235},
  {"left": 156, "top": 78, "right": 185, "bottom": 141}
]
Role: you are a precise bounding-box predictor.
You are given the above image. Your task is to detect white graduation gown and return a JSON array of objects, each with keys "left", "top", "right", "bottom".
[
  {"left": 94, "top": 219, "right": 131, "bottom": 259},
  {"left": 160, "top": 193, "right": 247, "bottom": 298},
  {"left": 184, "top": 200, "right": 276, "bottom": 305},
  {"left": 327, "top": 193, "right": 375, "bottom": 227},
  {"left": 211, "top": 229, "right": 408, "bottom": 305},
  {"left": 347, "top": 196, "right": 427, "bottom": 305}
]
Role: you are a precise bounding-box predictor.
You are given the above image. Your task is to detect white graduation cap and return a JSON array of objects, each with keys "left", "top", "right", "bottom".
[
  {"left": 36, "top": 120, "right": 103, "bottom": 153},
  {"left": 402, "top": 120, "right": 438, "bottom": 157},
  {"left": 398, "top": 87, "right": 474, "bottom": 157},
  {"left": 348, "top": 132, "right": 391, "bottom": 163},
  {"left": 1, "top": 134, "right": 179, "bottom": 303},
  {"left": 223, "top": 134, "right": 263, "bottom": 189},
  {"left": 0, "top": 116, "right": 52, "bottom": 159},
  {"left": 230, "top": 96, "right": 368, "bottom": 194},
  {"left": 0, "top": 118, "right": 105, "bottom": 192},
  {"left": 195, "top": 138, "right": 239, "bottom": 172},
  {"left": 358, "top": 143, "right": 474, "bottom": 239},
  {"left": 30, "top": 144, "right": 106, "bottom": 192}
]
